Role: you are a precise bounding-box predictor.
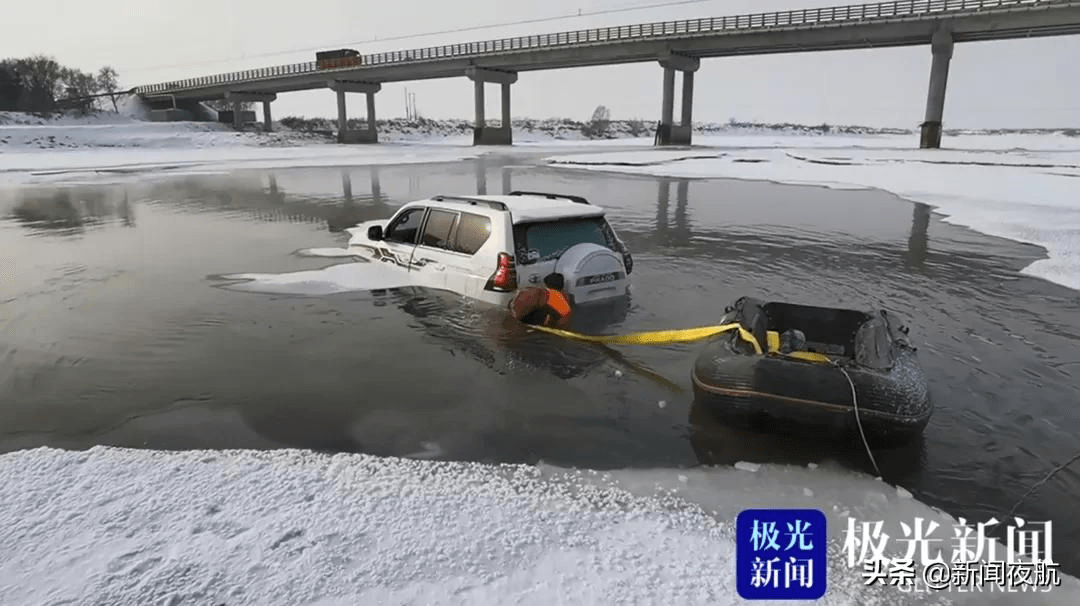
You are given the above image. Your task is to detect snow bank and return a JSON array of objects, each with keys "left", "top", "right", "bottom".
[
  {"left": 3, "top": 446, "right": 1075, "bottom": 605},
  {"left": 546, "top": 141, "right": 1080, "bottom": 292}
]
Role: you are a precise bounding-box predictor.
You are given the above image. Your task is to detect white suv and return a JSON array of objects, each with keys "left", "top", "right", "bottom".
[{"left": 345, "top": 191, "right": 633, "bottom": 306}]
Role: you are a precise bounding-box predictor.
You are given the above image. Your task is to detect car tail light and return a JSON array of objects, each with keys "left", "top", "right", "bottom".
[{"left": 487, "top": 252, "right": 517, "bottom": 291}]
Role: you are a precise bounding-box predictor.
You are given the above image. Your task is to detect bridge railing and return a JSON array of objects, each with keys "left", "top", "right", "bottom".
[{"left": 135, "top": 0, "right": 1052, "bottom": 95}]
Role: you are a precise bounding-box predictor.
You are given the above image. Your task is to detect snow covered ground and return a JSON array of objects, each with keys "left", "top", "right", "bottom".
[
  {"left": 3, "top": 109, "right": 1080, "bottom": 603},
  {"left": 2, "top": 446, "right": 1077, "bottom": 605}
]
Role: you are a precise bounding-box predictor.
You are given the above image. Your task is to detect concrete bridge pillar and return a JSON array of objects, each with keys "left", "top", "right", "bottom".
[
  {"left": 501, "top": 82, "right": 511, "bottom": 134},
  {"left": 920, "top": 28, "right": 954, "bottom": 149},
  {"left": 661, "top": 68, "right": 675, "bottom": 127},
  {"left": 681, "top": 72, "right": 695, "bottom": 128},
  {"left": 262, "top": 101, "right": 273, "bottom": 132},
  {"left": 656, "top": 53, "right": 700, "bottom": 146},
  {"left": 329, "top": 80, "right": 382, "bottom": 143},
  {"left": 224, "top": 91, "right": 276, "bottom": 132},
  {"left": 466, "top": 67, "right": 517, "bottom": 145},
  {"left": 474, "top": 79, "right": 485, "bottom": 128},
  {"left": 336, "top": 90, "right": 348, "bottom": 140}
]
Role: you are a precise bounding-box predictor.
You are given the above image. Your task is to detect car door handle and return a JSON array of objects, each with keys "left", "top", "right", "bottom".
[{"left": 413, "top": 258, "right": 444, "bottom": 271}]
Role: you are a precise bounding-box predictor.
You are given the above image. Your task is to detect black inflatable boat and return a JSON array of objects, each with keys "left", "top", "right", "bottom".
[{"left": 691, "top": 296, "right": 932, "bottom": 446}]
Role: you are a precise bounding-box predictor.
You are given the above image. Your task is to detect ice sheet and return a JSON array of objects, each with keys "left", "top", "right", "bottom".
[{"left": 211, "top": 260, "right": 415, "bottom": 296}]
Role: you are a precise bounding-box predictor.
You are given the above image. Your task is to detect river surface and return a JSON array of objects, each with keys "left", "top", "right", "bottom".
[{"left": 2, "top": 153, "right": 1078, "bottom": 574}]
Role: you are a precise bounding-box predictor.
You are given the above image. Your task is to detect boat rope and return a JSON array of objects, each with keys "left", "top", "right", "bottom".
[
  {"left": 530, "top": 322, "right": 762, "bottom": 351},
  {"left": 533, "top": 321, "right": 883, "bottom": 477},
  {"left": 833, "top": 362, "right": 881, "bottom": 478},
  {"left": 1007, "top": 450, "right": 1080, "bottom": 517}
]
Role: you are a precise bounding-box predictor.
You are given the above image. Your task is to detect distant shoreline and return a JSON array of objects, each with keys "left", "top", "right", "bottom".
[
  {"left": 2, "top": 108, "right": 1077, "bottom": 140},
  {"left": 276, "top": 115, "right": 1080, "bottom": 139}
]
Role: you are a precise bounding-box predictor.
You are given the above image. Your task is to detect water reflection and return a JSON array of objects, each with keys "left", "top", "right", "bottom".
[
  {"left": 226, "top": 287, "right": 659, "bottom": 460},
  {"left": 907, "top": 203, "right": 931, "bottom": 268},
  {"left": 654, "top": 178, "right": 693, "bottom": 248},
  {"left": 476, "top": 159, "right": 487, "bottom": 195},
  {"left": 3, "top": 162, "right": 941, "bottom": 279},
  {"left": 600, "top": 180, "right": 1025, "bottom": 288},
  {"left": 326, "top": 168, "right": 388, "bottom": 232},
  {"left": 237, "top": 393, "right": 369, "bottom": 454},
  {"left": 473, "top": 158, "right": 518, "bottom": 196},
  {"left": 686, "top": 397, "right": 928, "bottom": 483},
  {"left": 232, "top": 163, "right": 509, "bottom": 233},
  {"left": 370, "top": 287, "right": 635, "bottom": 382},
  {"left": 107, "top": 167, "right": 394, "bottom": 233},
  {"left": 5, "top": 186, "right": 136, "bottom": 234},
  {"left": 609, "top": 177, "right": 951, "bottom": 282}
]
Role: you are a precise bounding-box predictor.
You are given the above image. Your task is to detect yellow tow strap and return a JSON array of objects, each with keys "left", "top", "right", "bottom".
[
  {"left": 530, "top": 322, "right": 763, "bottom": 353},
  {"left": 531, "top": 323, "right": 836, "bottom": 365}
]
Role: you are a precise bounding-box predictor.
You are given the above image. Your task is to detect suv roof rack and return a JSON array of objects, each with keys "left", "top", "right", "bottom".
[
  {"left": 430, "top": 195, "right": 508, "bottom": 211},
  {"left": 508, "top": 191, "right": 590, "bottom": 205}
]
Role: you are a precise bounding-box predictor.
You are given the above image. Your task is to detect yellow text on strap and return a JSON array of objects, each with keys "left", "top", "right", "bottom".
[{"left": 530, "top": 322, "right": 763, "bottom": 353}]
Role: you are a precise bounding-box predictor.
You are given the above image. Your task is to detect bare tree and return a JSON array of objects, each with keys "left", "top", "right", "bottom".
[
  {"left": 97, "top": 66, "right": 120, "bottom": 112},
  {"left": 58, "top": 68, "right": 101, "bottom": 113},
  {"left": 61, "top": 68, "right": 99, "bottom": 98},
  {"left": 582, "top": 105, "right": 611, "bottom": 138},
  {"left": 0, "top": 62, "right": 20, "bottom": 110},
  {"left": 1, "top": 57, "right": 121, "bottom": 114},
  {"left": 627, "top": 118, "right": 648, "bottom": 137},
  {"left": 12, "top": 55, "right": 63, "bottom": 112}
]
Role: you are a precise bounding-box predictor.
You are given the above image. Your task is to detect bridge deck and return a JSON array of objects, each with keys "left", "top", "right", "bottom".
[{"left": 136, "top": 0, "right": 1080, "bottom": 100}]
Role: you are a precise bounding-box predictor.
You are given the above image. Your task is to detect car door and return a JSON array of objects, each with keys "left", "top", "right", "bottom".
[
  {"left": 377, "top": 206, "right": 427, "bottom": 271},
  {"left": 450, "top": 211, "right": 497, "bottom": 300},
  {"left": 411, "top": 208, "right": 497, "bottom": 298},
  {"left": 410, "top": 208, "right": 460, "bottom": 291}
]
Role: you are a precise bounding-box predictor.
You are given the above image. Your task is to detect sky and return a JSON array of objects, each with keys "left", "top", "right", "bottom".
[{"left": 6, "top": 0, "right": 1080, "bottom": 128}]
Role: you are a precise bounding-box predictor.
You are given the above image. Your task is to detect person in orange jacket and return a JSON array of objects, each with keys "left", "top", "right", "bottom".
[{"left": 509, "top": 272, "right": 573, "bottom": 328}]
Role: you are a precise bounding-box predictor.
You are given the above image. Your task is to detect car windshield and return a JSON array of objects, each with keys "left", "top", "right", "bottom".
[{"left": 514, "top": 217, "right": 615, "bottom": 264}]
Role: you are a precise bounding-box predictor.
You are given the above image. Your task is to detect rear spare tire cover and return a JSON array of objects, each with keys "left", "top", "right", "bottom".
[{"left": 555, "top": 243, "right": 626, "bottom": 300}]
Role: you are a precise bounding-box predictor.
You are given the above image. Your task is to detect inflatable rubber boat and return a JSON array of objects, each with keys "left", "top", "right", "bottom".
[{"left": 691, "top": 296, "right": 932, "bottom": 446}]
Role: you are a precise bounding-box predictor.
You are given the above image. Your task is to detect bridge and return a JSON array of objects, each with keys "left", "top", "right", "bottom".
[{"left": 134, "top": 0, "right": 1080, "bottom": 148}]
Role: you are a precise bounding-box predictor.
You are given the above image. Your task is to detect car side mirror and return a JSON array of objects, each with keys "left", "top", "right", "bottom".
[{"left": 368, "top": 225, "right": 383, "bottom": 241}]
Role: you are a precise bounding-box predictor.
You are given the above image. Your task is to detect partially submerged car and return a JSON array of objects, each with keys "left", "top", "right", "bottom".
[{"left": 345, "top": 191, "right": 633, "bottom": 307}]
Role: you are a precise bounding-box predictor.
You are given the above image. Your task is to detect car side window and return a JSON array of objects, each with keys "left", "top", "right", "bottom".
[
  {"left": 451, "top": 212, "right": 492, "bottom": 255},
  {"left": 384, "top": 207, "right": 425, "bottom": 244},
  {"left": 419, "top": 209, "right": 458, "bottom": 250}
]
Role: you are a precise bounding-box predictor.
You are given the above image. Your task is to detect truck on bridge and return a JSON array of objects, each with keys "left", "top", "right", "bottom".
[{"left": 316, "top": 49, "right": 363, "bottom": 70}]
